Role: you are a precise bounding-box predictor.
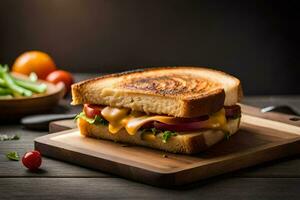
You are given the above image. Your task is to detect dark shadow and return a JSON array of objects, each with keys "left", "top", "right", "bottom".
[
  {"left": 26, "top": 168, "right": 48, "bottom": 174},
  {"left": 51, "top": 104, "right": 70, "bottom": 114}
]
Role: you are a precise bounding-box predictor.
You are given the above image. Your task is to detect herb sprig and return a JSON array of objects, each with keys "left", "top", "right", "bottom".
[
  {"left": 0, "top": 134, "right": 20, "bottom": 141},
  {"left": 161, "top": 131, "right": 177, "bottom": 143},
  {"left": 6, "top": 151, "right": 20, "bottom": 161},
  {"left": 140, "top": 128, "right": 178, "bottom": 143},
  {"left": 224, "top": 132, "right": 230, "bottom": 140}
]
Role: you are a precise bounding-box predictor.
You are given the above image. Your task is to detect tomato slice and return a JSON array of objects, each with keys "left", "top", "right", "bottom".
[
  {"left": 154, "top": 120, "right": 210, "bottom": 132},
  {"left": 225, "top": 105, "right": 241, "bottom": 118},
  {"left": 153, "top": 115, "right": 210, "bottom": 132},
  {"left": 175, "top": 115, "right": 209, "bottom": 122},
  {"left": 83, "top": 104, "right": 103, "bottom": 118},
  {"left": 140, "top": 115, "right": 209, "bottom": 130}
]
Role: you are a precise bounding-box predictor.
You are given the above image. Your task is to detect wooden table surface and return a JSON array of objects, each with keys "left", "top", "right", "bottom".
[{"left": 1, "top": 74, "right": 300, "bottom": 200}]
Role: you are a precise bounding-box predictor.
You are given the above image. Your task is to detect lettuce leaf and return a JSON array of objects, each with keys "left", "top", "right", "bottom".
[
  {"left": 161, "top": 131, "right": 177, "bottom": 143},
  {"left": 75, "top": 112, "right": 108, "bottom": 126}
]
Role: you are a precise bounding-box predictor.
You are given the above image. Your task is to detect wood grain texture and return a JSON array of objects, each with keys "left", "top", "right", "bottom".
[
  {"left": 2, "top": 124, "right": 300, "bottom": 178},
  {"left": 49, "top": 120, "right": 76, "bottom": 133},
  {"left": 1, "top": 74, "right": 300, "bottom": 199},
  {"left": 241, "top": 104, "right": 300, "bottom": 127},
  {"left": 1, "top": 177, "right": 300, "bottom": 200},
  {"left": 36, "top": 112, "right": 300, "bottom": 186},
  {"left": 0, "top": 120, "right": 109, "bottom": 178}
]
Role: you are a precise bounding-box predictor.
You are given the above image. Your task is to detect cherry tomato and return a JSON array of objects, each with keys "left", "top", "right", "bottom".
[
  {"left": 12, "top": 51, "right": 56, "bottom": 79},
  {"left": 46, "top": 70, "right": 74, "bottom": 92},
  {"left": 84, "top": 104, "right": 103, "bottom": 118},
  {"left": 22, "top": 150, "right": 42, "bottom": 171}
]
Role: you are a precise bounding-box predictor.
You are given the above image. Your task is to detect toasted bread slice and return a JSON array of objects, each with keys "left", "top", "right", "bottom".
[
  {"left": 77, "top": 117, "right": 240, "bottom": 154},
  {"left": 72, "top": 67, "right": 242, "bottom": 117}
]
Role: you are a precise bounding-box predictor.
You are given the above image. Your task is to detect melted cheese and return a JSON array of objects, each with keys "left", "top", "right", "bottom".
[
  {"left": 141, "top": 132, "right": 156, "bottom": 141},
  {"left": 100, "top": 106, "right": 227, "bottom": 135},
  {"left": 101, "top": 107, "right": 130, "bottom": 134},
  {"left": 206, "top": 108, "right": 228, "bottom": 130},
  {"left": 125, "top": 115, "right": 180, "bottom": 135}
]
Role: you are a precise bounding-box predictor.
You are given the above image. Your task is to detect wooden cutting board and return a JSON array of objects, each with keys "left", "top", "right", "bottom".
[{"left": 35, "top": 104, "right": 300, "bottom": 187}]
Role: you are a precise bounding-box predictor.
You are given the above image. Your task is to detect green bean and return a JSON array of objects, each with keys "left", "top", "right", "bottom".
[
  {"left": 0, "top": 64, "right": 48, "bottom": 97},
  {"left": 14, "top": 79, "right": 47, "bottom": 93},
  {"left": 1, "top": 73, "right": 32, "bottom": 96},
  {"left": 0, "top": 87, "right": 12, "bottom": 95},
  {"left": 0, "top": 78, "right": 6, "bottom": 87}
]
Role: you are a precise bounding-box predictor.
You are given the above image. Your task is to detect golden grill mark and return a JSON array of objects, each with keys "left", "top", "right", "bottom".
[{"left": 120, "top": 74, "right": 217, "bottom": 96}]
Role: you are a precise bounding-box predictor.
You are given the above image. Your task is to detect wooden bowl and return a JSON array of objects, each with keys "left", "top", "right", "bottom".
[{"left": 0, "top": 74, "right": 65, "bottom": 119}]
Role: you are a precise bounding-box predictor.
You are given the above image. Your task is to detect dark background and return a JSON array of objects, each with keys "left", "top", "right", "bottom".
[{"left": 0, "top": 0, "right": 299, "bottom": 95}]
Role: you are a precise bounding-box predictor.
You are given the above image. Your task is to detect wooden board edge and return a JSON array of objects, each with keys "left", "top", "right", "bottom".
[
  {"left": 34, "top": 135, "right": 175, "bottom": 187},
  {"left": 35, "top": 129, "right": 300, "bottom": 187},
  {"left": 34, "top": 130, "right": 174, "bottom": 173},
  {"left": 171, "top": 138, "right": 300, "bottom": 185},
  {"left": 240, "top": 104, "right": 300, "bottom": 127},
  {"left": 49, "top": 120, "right": 73, "bottom": 133}
]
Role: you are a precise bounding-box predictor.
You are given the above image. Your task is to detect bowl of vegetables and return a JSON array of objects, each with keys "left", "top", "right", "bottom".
[{"left": 0, "top": 65, "right": 64, "bottom": 119}]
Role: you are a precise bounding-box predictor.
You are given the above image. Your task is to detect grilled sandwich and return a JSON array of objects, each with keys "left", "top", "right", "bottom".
[{"left": 71, "top": 67, "right": 242, "bottom": 154}]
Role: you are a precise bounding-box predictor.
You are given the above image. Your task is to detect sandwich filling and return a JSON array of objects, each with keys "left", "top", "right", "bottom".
[{"left": 76, "top": 104, "right": 241, "bottom": 136}]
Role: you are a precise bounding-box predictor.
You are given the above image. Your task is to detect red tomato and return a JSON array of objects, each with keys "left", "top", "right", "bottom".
[
  {"left": 46, "top": 70, "right": 74, "bottom": 92},
  {"left": 22, "top": 150, "right": 42, "bottom": 171},
  {"left": 224, "top": 105, "right": 241, "bottom": 118},
  {"left": 154, "top": 120, "right": 210, "bottom": 132},
  {"left": 84, "top": 104, "right": 103, "bottom": 118},
  {"left": 152, "top": 116, "right": 209, "bottom": 132},
  {"left": 140, "top": 115, "right": 209, "bottom": 131}
]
